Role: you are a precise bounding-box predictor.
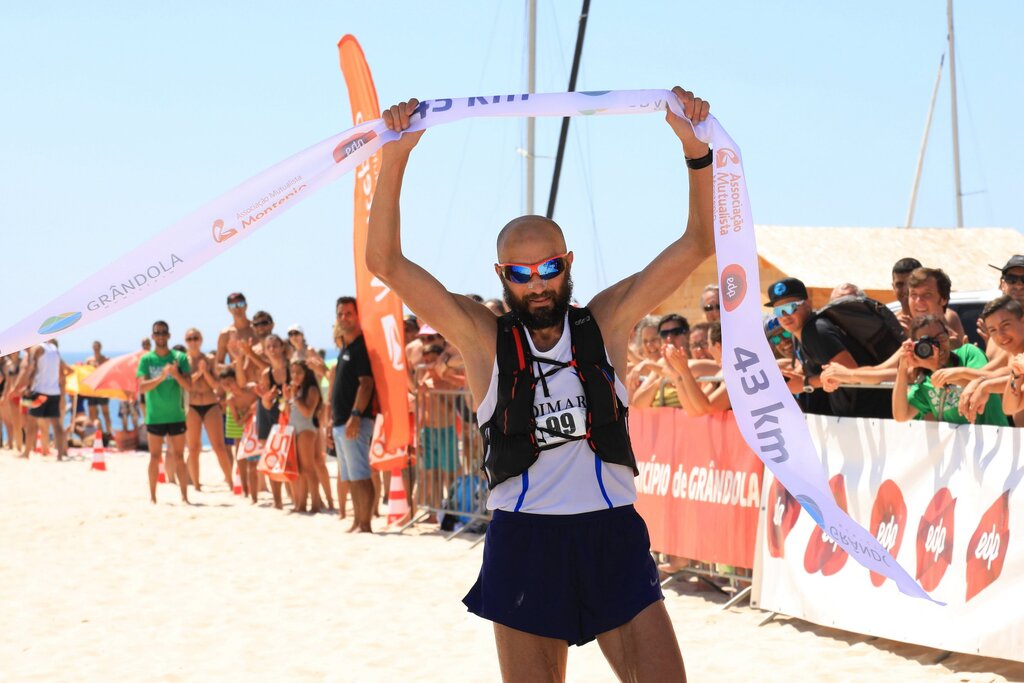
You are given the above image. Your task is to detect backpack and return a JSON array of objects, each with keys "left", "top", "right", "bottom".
[
  {"left": 811, "top": 295, "right": 906, "bottom": 365},
  {"left": 440, "top": 474, "right": 488, "bottom": 532}
]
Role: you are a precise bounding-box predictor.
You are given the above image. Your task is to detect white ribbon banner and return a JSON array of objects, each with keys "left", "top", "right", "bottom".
[{"left": 0, "top": 89, "right": 937, "bottom": 602}]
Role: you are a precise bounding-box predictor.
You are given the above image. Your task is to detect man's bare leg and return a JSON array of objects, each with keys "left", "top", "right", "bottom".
[
  {"left": 146, "top": 433, "right": 165, "bottom": 503},
  {"left": 595, "top": 601, "right": 686, "bottom": 682},
  {"left": 168, "top": 433, "right": 189, "bottom": 503},
  {"left": 354, "top": 479, "right": 374, "bottom": 532},
  {"left": 371, "top": 469, "right": 381, "bottom": 517},
  {"left": 18, "top": 415, "right": 37, "bottom": 458},
  {"left": 337, "top": 478, "right": 350, "bottom": 520},
  {"left": 101, "top": 403, "right": 112, "bottom": 435},
  {"left": 493, "top": 624, "right": 568, "bottom": 683},
  {"left": 48, "top": 418, "right": 66, "bottom": 460}
]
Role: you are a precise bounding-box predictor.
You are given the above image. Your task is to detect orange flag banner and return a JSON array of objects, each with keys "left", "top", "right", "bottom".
[{"left": 338, "top": 35, "right": 412, "bottom": 469}]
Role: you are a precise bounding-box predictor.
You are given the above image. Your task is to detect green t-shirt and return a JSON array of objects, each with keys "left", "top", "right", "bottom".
[
  {"left": 906, "top": 344, "right": 1008, "bottom": 426},
  {"left": 137, "top": 350, "right": 191, "bottom": 425}
]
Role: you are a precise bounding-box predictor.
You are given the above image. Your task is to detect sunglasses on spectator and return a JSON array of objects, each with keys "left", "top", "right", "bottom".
[
  {"left": 496, "top": 253, "right": 569, "bottom": 285},
  {"left": 253, "top": 319, "right": 271, "bottom": 327},
  {"left": 1002, "top": 274, "right": 1024, "bottom": 286},
  {"left": 768, "top": 330, "right": 793, "bottom": 345},
  {"left": 228, "top": 300, "right": 247, "bottom": 309},
  {"left": 690, "top": 341, "right": 708, "bottom": 350},
  {"left": 185, "top": 336, "right": 201, "bottom": 342},
  {"left": 773, "top": 300, "right": 804, "bottom": 318},
  {"left": 288, "top": 331, "right": 303, "bottom": 337},
  {"left": 702, "top": 304, "right": 721, "bottom": 312},
  {"left": 658, "top": 326, "right": 689, "bottom": 338},
  {"left": 421, "top": 334, "right": 440, "bottom": 343}
]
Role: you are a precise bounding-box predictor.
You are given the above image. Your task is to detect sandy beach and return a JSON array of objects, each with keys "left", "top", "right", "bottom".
[{"left": 2, "top": 447, "right": 1022, "bottom": 683}]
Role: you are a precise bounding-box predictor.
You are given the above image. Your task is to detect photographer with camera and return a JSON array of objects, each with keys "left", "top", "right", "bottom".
[{"left": 892, "top": 314, "right": 1007, "bottom": 425}]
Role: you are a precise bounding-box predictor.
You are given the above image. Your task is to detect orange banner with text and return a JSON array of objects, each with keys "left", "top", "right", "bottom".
[
  {"left": 338, "top": 35, "right": 411, "bottom": 469},
  {"left": 631, "top": 409, "right": 764, "bottom": 569}
]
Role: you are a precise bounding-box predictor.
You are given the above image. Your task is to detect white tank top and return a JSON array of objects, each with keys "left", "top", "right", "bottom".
[
  {"left": 31, "top": 342, "right": 61, "bottom": 395},
  {"left": 477, "top": 315, "right": 637, "bottom": 514}
]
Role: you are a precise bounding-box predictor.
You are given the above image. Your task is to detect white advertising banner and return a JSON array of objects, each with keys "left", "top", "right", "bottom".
[{"left": 753, "top": 415, "right": 1024, "bottom": 662}]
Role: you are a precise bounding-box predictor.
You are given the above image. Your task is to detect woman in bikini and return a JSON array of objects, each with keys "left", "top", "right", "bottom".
[
  {"left": 284, "top": 359, "right": 323, "bottom": 513},
  {"left": 1, "top": 352, "right": 25, "bottom": 452},
  {"left": 184, "top": 328, "right": 233, "bottom": 490}
]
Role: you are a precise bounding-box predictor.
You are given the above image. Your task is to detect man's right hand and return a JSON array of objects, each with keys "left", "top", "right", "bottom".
[{"left": 382, "top": 99, "right": 425, "bottom": 159}]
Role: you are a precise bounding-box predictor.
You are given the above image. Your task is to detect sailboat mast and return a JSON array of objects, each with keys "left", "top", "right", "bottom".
[
  {"left": 948, "top": 0, "right": 964, "bottom": 227},
  {"left": 526, "top": 0, "right": 537, "bottom": 215}
]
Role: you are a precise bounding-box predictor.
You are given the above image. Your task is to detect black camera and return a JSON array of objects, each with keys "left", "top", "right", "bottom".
[{"left": 913, "top": 336, "right": 941, "bottom": 359}]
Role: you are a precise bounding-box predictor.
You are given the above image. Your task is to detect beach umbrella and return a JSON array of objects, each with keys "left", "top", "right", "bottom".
[
  {"left": 68, "top": 364, "right": 130, "bottom": 400},
  {"left": 83, "top": 350, "right": 144, "bottom": 395}
]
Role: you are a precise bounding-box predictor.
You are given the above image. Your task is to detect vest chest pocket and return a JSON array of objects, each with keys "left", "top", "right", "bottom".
[{"left": 534, "top": 403, "right": 587, "bottom": 449}]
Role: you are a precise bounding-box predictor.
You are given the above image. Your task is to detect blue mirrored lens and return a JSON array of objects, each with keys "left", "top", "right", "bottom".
[
  {"left": 506, "top": 266, "right": 532, "bottom": 284},
  {"left": 537, "top": 257, "right": 564, "bottom": 279}
]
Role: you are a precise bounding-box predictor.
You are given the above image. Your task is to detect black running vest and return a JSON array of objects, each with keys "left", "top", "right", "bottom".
[{"left": 479, "top": 307, "right": 637, "bottom": 489}]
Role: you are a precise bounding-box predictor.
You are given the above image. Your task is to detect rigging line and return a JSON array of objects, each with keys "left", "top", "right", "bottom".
[
  {"left": 434, "top": 1, "right": 506, "bottom": 266},
  {"left": 952, "top": 42, "right": 994, "bottom": 226}
]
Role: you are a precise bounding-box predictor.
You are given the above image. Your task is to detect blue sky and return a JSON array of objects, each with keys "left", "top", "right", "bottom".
[{"left": 2, "top": 1, "right": 1021, "bottom": 356}]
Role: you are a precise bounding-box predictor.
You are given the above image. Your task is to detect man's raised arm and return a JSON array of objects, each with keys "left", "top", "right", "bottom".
[
  {"left": 590, "top": 87, "right": 715, "bottom": 336},
  {"left": 365, "top": 99, "right": 494, "bottom": 353}
]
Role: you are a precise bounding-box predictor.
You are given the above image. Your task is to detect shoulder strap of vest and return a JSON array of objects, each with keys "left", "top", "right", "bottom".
[
  {"left": 567, "top": 306, "right": 607, "bottom": 367},
  {"left": 495, "top": 312, "right": 529, "bottom": 375}
]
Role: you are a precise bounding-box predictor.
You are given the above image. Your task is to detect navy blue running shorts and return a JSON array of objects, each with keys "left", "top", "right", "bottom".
[{"left": 462, "top": 504, "right": 663, "bottom": 646}]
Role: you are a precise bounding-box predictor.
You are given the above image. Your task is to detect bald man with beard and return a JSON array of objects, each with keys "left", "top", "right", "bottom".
[{"left": 367, "top": 87, "right": 713, "bottom": 682}]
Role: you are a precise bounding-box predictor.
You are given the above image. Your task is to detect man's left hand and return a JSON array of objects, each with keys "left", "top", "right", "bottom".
[{"left": 345, "top": 414, "right": 360, "bottom": 440}]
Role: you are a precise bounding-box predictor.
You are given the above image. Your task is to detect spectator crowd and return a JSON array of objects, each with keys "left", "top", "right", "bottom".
[{"left": 624, "top": 255, "right": 1024, "bottom": 430}]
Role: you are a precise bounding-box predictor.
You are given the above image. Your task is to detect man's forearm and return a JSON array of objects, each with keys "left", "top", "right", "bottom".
[{"left": 366, "top": 155, "right": 410, "bottom": 279}]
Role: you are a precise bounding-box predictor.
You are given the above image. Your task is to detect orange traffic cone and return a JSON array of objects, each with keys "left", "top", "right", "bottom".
[
  {"left": 34, "top": 429, "right": 51, "bottom": 455},
  {"left": 90, "top": 424, "right": 107, "bottom": 471},
  {"left": 232, "top": 465, "right": 243, "bottom": 495},
  {"left": 157, "top": 456, "right": 167, "bottom": 483},
  {"left": 387, "top": 468, "right": 410, "bottom": 526}
]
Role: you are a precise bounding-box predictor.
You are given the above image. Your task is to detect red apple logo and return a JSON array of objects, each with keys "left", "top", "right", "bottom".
[
  {"left": 915, "top": 487, "right": 956, "bottom": 592},
  {"left": 766, "top": 477, "right": 800, "bottom": 558},
  {"left": 803, "top": 474, "right": 849, "bottom": 576},
  {"left": 965, "top": 491, "right": 1011, "bottom": 602},
  {"left": 869, "top": 480, "right": 907, "bottom": 587}
]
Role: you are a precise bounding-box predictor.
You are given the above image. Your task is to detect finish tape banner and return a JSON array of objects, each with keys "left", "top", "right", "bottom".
[
  {"left": 632, "top": 409, "right": 764, "bottom": 569},
  {"left": 0, "top": 87, "right": 935, "bottom": 600},
  {"left": 704, "top": 116, "right": 939, "bottom": 602},
  {"left": 753, "top": 416, "right": 1023, "bottom": 661}
]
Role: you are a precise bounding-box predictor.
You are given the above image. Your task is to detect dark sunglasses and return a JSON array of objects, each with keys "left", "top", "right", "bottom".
[
  {"left": 702, "top": 304, "right": 721, "bottom": 312},
  {"left": 253, "top": 319, "right": 271, "bottom": 327},
  {"left": 690, "top": 341, "right": 708, "bottom": 350},
  {"left": 227, "top": 300, "right": 247, "bottom": 309},
  {"left": 768, "top": 330, "right": 793, "bottom": 345},
  {"left": 658, "top": 326, "right": 689, "bottom": 338},
  {"left": 1002, "top": 274, "right": 1024, "bottom": 286},
  {"left": 288, "top": 331, "right": 303, "bottom": 337},
  {"left": 496, "top": 253, "right": 568, "bottom": 285},
  {"left": 185, "top": 336, "right": 201, "bottom": 342}
]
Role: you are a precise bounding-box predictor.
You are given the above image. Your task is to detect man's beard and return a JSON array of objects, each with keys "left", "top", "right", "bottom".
[{"left": 503, "top": 273, "right": 573, "bottom": 330}]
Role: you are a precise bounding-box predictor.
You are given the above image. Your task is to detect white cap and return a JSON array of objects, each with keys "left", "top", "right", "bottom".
[{"left": 287, "top": 323, "right": 304, "bottom": 335}]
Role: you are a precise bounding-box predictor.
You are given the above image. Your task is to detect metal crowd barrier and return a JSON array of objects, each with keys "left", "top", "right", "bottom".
[{"left": 405, "top": 371, "right": 490, "bottom": 543}]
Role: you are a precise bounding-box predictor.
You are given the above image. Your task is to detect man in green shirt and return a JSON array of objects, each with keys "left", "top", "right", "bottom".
[
  {"left": 893, "top": 314, "right": 1007, "bottom": 426},
  {"left": 137, "top": 320, "right": 193, "bottom": 503}
]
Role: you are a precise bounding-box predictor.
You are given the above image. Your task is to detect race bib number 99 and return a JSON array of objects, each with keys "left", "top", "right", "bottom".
[{"left": 535, "top": 404, "right": 587, "bottom": 448}]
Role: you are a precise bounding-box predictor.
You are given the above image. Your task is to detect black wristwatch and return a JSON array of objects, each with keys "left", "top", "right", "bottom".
[{"left": 350, "top": 409, "right": 363, "bottom": 419}]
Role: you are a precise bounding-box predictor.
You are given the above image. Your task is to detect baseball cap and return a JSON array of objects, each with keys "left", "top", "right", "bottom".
[
  {"left": 287, "top": 323, "right": 304, "bottom": 334},
  {"left": 765, "top": 277, "right": 809, "bottom": 307},
  {"left": 418, "top": 324, "right": 439, "bottom": 336},
  {"left": 988, "top": 255, "right": 1024, "bottom": 274}
]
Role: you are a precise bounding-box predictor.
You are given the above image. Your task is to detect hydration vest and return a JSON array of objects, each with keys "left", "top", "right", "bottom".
[{"left": 479, "top": 307, "right": 637, "bottom": 489}]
